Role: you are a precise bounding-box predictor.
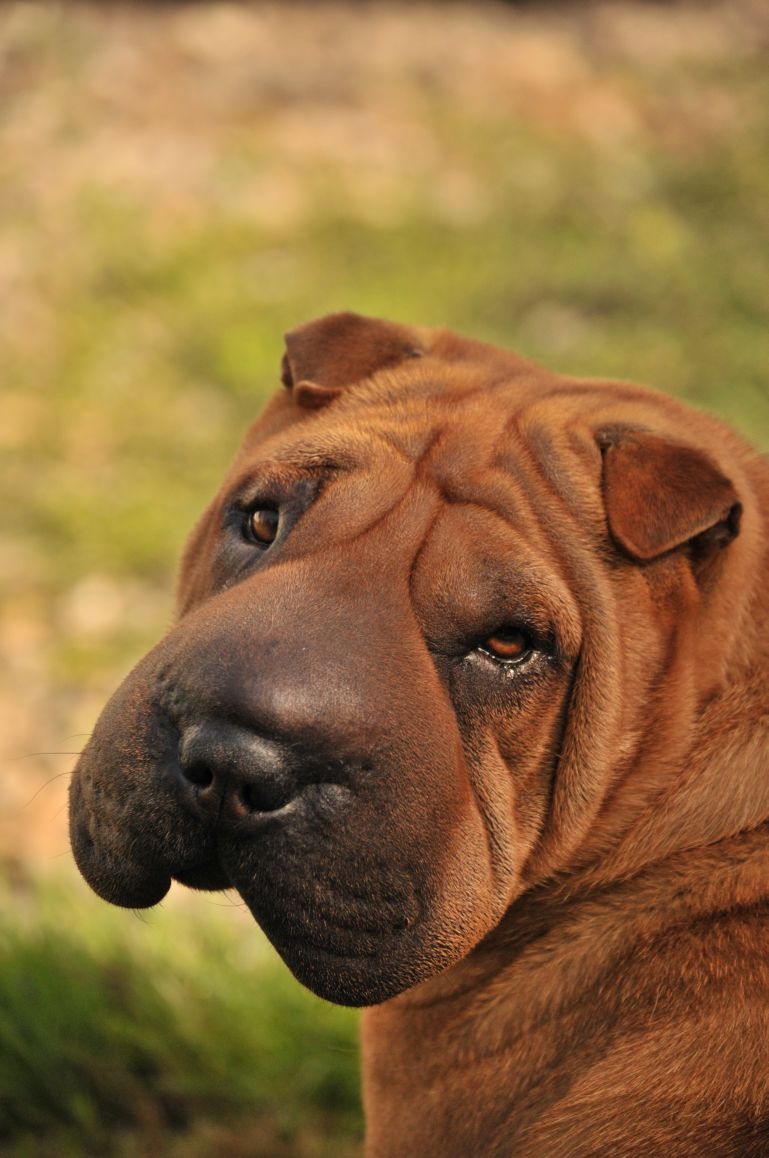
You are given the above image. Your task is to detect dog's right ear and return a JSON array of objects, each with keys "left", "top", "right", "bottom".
[{"left": 281, "top": 312, "right": 425, "bottom": 409}]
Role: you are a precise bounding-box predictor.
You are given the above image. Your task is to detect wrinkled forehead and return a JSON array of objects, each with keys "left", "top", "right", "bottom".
[
  {"left": 239, "top": 368, "right": 559, "bottom": 470},
  {"left": 230, "top": 386, "right": 588, "bottom": 646}
]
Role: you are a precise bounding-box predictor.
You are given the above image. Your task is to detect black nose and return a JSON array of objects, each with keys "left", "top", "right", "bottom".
[{"left": 177, "top": 720, "right": 298, "bottom": 828}]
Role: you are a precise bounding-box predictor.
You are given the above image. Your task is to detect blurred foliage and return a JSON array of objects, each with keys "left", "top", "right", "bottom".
[
  {"left": 0, "top": 875, "right": 361, "bottom": 1156},
  {"left": 1, "top": 1, "right": 769, "bottom": 1154}
]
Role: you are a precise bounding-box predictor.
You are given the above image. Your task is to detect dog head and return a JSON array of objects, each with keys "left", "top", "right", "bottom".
[{"left": 70, "top": 312, "right": 759, "bottom": 1006}]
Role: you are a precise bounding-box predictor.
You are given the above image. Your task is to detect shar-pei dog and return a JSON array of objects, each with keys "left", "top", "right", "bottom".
[{"left": 70, "top": 313, "right": 769, "bottom": 1156}]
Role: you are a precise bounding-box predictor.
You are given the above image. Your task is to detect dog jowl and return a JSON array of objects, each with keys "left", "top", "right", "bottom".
[{"left": 70, "top": 313, "right": 769, "bottom": 1156}]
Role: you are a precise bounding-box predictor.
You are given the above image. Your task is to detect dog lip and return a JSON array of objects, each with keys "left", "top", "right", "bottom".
[
  {"left": 72, "top": 832, "right": 173, "bottom": 909},
  {"left": 69, "top": 792, "right": 173, "bottom": 909}
]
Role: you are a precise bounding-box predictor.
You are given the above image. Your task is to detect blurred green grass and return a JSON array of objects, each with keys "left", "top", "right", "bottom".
[
  {"left": 2, "top": 2, "right": 769, "bottom": 1154},
  {"left": 0, "top": 875, "right": 361, "bottom": 1157}
]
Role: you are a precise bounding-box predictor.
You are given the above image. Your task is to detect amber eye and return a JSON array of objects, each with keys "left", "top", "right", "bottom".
[
  {"left": 247, "top": 507, "right": 279, "bottom": 545},
  {"left": 480, "top": 628, "right": 533, "bottom": 664}
]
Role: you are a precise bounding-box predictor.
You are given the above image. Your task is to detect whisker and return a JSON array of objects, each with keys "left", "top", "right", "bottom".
[
  {"left": 205, "top": 894, "right": 245, "bottom": 909},
  {"left": 17, "top": 772, "right": 75, "bottom": 811},
  {"left": 16, "top": 751, "right": 84, "bottom": 760}
]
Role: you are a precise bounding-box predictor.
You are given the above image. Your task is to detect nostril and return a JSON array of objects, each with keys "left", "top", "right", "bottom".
[
  {"left": 182, "top": 760, "right": 214, "bottom": 789},
  {"left": 237, "top": 780, "right": 293, "bottom": 814}
]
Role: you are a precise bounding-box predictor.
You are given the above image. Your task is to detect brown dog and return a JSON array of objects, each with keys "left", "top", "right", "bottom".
[{"left": 70, "top": 313, "right": 769, "bottom": 1156}]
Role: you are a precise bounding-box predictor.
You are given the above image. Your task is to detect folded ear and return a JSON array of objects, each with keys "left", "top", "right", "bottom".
[
  {"left": 599, "top": 429, "right": 742, "bottom": 563},
  {"left": 281, "top": 312, "right": 425, "bottom": 409}
]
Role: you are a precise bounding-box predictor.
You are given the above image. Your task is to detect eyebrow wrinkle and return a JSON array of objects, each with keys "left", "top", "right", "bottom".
[
  {"left": 494, "top": 404, "right": 592, "bottom": 549},
  {"left": 407, "top": 505, "right": 442, "bottom": 596},
  {"left": 374, "top": 427, "right": 418, "bottom": 462},
  {"left": 383, "top": 422, "right": 445, "bottom": 469},
  {"left": 496, "top": 438, "right": 582, "bottom": 585},
  {"left": 334, "top": 490, "right": 419, "bottom": 551}
]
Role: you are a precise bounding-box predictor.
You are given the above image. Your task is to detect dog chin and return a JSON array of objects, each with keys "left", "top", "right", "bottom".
[{"left": 268, "top": 928, "right": 433, "bottom": 1007}]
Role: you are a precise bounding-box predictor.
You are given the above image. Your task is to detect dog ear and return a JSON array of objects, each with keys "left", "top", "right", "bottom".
[
  {"left": 281, "top": 312, "right": 425, "bottom": 409},
  {"left": 599, "top": 429, "right": 742, "bottom": 563}
]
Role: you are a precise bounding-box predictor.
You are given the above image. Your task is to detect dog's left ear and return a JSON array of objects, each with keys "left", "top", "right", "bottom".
[
  {"left": 281, "top": 312, "right": 425, "bottom": 409},
  {"left": 599, "top": 429, "right": 742, "bottom": 563}
]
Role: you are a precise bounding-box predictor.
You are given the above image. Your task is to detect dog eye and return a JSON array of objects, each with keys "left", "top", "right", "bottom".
[
  {"left": 479, "top": 628, "right": 533, "bottom": 665},
  {"left": 245, "top": 506, "right": 279, "bottom": 546}
]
